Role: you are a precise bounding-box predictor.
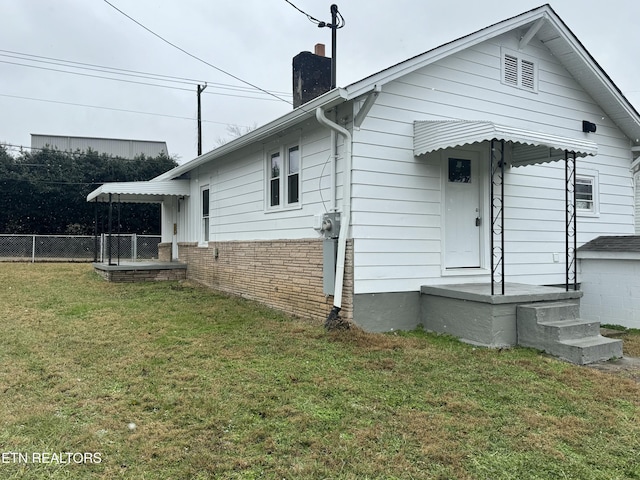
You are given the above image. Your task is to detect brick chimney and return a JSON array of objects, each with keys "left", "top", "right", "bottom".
[{"left": 292, "top": 43, "right": 331, "bottom": 108}]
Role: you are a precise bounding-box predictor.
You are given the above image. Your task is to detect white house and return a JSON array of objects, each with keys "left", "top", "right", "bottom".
[{"left": 88, "top": 5, "right": 640, "bottom": 362}]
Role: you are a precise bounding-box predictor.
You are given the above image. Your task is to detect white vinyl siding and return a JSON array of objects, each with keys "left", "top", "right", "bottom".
[
  {"left": 349, "top": 32, "right": 633, "bottom": 294},
  {"left": 178, "top": 29, "right": 635, "bottom": 296},
  {"left": 190, "top": 126, "right": 334, "bottom": 242}
]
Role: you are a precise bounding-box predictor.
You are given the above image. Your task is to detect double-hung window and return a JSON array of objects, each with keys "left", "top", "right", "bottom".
[
  {"left": 287, "top": 146, "right": 300, "bottom": 204},
  {"left": 201, "top": 186, "right": 210, "bottom": 243},
  {"left": 268, "top": 144, "right": 300, "bottom": 209},
  {"left": 576, "top": 171, "right": 599, "bottom": 216},
  {"left": 269, "top": 152, "right": 281, "bottom": 207}
]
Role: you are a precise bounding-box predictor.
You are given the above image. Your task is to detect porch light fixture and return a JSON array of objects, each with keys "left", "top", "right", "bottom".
[{"left": 582, "top": 120, "right": 597, "bottom": 133}]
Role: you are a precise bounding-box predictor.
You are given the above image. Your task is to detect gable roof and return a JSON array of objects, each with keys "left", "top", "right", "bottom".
[{"left": 156, "top": 3, "right": 640, "bottom": 181}]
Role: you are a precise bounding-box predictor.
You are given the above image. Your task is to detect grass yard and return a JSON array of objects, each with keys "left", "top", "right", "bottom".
[{"left": 1, "top": 263, "right": 639, "bottom": 479}]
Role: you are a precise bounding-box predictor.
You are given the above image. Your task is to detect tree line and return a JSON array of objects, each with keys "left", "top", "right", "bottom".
[{"left": 0, "top": 146, "right": 178, "bottom": 235}]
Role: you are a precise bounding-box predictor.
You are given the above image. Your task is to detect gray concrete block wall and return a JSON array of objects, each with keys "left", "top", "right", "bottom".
[{"left": 421, "top": 295, "right": 517, "bottom": 347}]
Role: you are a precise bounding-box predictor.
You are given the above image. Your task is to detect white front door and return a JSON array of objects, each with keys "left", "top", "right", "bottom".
[{"left": 444, "top": 150, "right": 482, "bottom": 268}]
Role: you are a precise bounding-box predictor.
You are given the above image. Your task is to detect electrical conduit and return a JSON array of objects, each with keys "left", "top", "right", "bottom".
[{"left": 315, "top": 107, "right": 352, "bottom": 321}]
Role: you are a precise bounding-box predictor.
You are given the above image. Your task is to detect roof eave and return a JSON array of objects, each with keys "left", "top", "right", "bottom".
[{"left": 154, "top": 88, "right": 349, "bottom": 181}]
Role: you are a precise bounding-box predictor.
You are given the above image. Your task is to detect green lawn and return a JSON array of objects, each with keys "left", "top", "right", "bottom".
[{"left": 1, "top": 263, "right": 639, "bottom": 479}]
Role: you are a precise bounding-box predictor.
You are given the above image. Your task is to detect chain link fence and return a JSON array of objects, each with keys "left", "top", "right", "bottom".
[{"left": 0, "top": 234, "right": 161, "bottom": 262}]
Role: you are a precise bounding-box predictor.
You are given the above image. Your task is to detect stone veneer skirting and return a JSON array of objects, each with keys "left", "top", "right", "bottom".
[
  {"left": 93, "top": 262, "right": 187, "bottom": 282},
  {"left": 178, "top": 239, "right": 353, "bottom": 322}
]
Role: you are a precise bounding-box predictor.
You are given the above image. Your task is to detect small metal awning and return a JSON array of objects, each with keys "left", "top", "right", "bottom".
[
  {"left": 414, "top": 120, "right": 598, "bottom": 167},
  {"left": 87, "top": 180, "right": 190, "bottom": 203}
]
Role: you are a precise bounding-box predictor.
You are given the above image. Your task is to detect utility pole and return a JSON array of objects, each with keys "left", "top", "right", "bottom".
[
  {"left": 197, "top": 83, "right": 207, "bottom": 156},
  {"left": 330, "top": 4, "right": 338, "bottom": 89},
  {"left": 318, "top": 4, "right": 343, "bottom": 89}
]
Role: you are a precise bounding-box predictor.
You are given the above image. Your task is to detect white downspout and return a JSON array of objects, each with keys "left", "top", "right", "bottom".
[{"left": 316, "top": 107, "right": 352, "bottom": 315}]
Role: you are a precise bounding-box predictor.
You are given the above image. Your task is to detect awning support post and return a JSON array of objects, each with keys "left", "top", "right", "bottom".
[
  {"left": 117, "top": 194, "right": 122, "bottom": 266},
  {"left": 565, "top": 150, "right": 577, "bottom": 291},
  {"left": 490, "top": 139, "right": 505, "bottom": 295},
  {"left": 93, "top": 198, "right": 99, "bottom": 263},
  {"left": 108, "top": 193, "right": 114, "bottom": 266}
]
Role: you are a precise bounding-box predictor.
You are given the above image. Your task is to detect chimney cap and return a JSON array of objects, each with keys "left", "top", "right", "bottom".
[{"left": 314, "top": 43, "right": 326, "bottom": 57}]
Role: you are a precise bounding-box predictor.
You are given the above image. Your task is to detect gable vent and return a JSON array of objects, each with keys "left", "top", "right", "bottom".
[
  {"left": 501, "top": 48, "right": 538, "bottom": 93},
  {"left": 521, "top": 59, "right": 535, "bottom": 90},
  {"left": 504, "top": 54, "right": 519, "bottom": 86}
]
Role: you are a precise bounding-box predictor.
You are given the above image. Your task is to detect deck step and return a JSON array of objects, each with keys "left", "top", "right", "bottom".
[{"left": 516, "top": 301, "right": 622, "bottom": 365}]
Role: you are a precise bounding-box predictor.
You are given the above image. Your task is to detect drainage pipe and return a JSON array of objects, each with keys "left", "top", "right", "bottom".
[{"left": 315, "top": 107, "right": 352, "bottom": 318}]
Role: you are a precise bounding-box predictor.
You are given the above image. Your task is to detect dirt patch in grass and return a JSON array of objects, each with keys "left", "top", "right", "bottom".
[
  {"left": 621, "top": 332, "right": 640, "bottom": 357},
  {"left": 588, "top": 329, "right": 640, "bottom": 382}
]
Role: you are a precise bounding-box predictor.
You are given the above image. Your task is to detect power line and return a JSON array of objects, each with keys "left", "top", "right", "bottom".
[
  {"left": 103, "top": 0, "right": 293, "bottom": 106},
  {"left": 284, "top": 1, "right": 345, "bottom": 29},
  {"left": 0, "top": 60, "right": 283, "bottom": 102},
  {"left": 0, "top": 49, "right": 291, "bottom": 96},
  {"left": 283, "top": 0, "right": 324, "bottom": 24},
  {"left": 0, "top": 52, "right": 195, "bottom": 87},
  {"left": 0, "top": 93, "right": 253, "bottom": 127}
]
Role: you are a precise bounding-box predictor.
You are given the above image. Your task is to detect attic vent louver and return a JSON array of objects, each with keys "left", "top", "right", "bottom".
[
  {"left": 501, "top": 48, "right": 538, "bottom": 93},
  {"left": 504, "top": 54, "right": 519, "bottom": 86},
  {"left": 521, "top": 59, "right": 535, "bottom": 89}
]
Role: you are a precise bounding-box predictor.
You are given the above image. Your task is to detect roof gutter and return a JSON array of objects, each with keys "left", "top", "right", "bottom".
[{"left": 315, "top": 106, "right": 352, "bottom": 324}]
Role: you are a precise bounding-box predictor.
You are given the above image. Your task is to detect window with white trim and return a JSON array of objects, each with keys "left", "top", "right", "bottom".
[
  {"left": 201, "top": 186, "right": 210, "bottom": 242},
  {"left": 576, "top": 172, "right": 599, "bottom": 216},
  {"left": 267, "top": 144, "right": 301, "bottom": 209},
  {"left": 501, "top": 48, "right": 538, "bottom": 92},
  {"left": 287, "top": 146, "right": 300, "bottom": 204},
  {"left": 269, "top": 152, "right": 281, "bottom": 207}
]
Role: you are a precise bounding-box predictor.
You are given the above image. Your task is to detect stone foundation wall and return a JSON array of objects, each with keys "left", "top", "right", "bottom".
[
  {"left": 94, "top": 266, "right": 186, "bottom": 282},
  {"left": 178, "top": 239, "right": 353, "bottom": 322}
]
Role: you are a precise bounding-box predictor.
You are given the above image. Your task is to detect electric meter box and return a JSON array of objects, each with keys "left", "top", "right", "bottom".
[{"left": 321, "top": 212, "right": 341, "bottom": 239}]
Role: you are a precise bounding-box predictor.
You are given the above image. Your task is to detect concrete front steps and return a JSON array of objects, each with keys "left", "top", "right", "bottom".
[{"left": 517, "top": 301, "right": 623, "bottom": 365}]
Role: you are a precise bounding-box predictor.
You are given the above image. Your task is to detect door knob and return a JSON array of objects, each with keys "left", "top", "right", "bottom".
[{"left": 475, "top": 217, "right": 481, "bottom": 226}]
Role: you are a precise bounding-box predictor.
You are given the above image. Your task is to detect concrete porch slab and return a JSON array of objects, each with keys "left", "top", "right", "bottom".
[
  {"left": 420, "top": 283, "right": 582, "bottom": 304},
  {"left": 420, "top": 283, "right": 582, "bottom": 348},
  {"left": 93, "top": 261, "right": 186, "bottom": 282}
]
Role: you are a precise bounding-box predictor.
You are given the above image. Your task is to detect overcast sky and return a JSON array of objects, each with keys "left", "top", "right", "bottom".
[{"left": 1, "top": 0, "right": 639, "bottom": 163}]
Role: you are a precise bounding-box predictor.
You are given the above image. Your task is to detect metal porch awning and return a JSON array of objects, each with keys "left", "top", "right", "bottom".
[
  {"left": 414, "top": 120, "right": 598, "bottom": 165},
  {"left": 413, "top": 120, "right": 596, "bottom": 295},
  {"left": 87, "top": 180, "right": 190, "bottom": 203}
]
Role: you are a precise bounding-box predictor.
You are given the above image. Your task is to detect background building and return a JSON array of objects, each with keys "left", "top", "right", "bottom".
[{"left": 31, "top": 134, "right": 168, "bottom": 159}]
